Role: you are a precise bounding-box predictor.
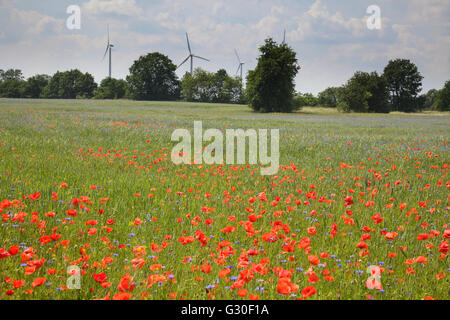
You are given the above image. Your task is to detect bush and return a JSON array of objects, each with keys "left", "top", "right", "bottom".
[
  {"left": 292, "top": 92, "right": 318, "bottom": 108},
  {"left": 337, "top": 101, "right": 350, "bottom": 113},
  {"left": 291, "top": 94, "right": 304, "bottom": 111},
  {"left": 94, "top": 78, "right": 128, "bottom": 99}
]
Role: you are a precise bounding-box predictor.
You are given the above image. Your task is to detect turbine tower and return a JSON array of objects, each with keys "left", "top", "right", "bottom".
[
  {"left": 102, "top": 25, "right": 114, "bottom": 78},
  {"left": 177, "top": 33, "right": 209, "bottom": 74},
  {"left": 282, "top": 29, "right": 286, "bottom": 44},
  {"left": 234, "top": 49, "right": 245, "bottom": 81}
]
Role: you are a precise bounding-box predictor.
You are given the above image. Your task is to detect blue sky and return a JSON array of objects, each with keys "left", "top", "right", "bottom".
[{"left": 0, "top": 0, "right": 449, "bottom": 94}]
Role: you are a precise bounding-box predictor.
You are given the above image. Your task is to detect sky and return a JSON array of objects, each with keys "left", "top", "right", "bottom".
[{"left": 0, "top": 0, "right": 449, "bottom": 95}]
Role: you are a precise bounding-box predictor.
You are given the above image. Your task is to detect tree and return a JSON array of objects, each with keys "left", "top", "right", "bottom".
[
  {"left": 211, "top": 69, "right": 229, "bottom": 103},
  {"left": 338, "top": 71, "right": 389, "bottom": 113},
  {"left": 318, "top": 87, "right": 340, "bottom": 108},
  {"left": 211, "top": 69, "right": 243, "bottom": 103},
  {"left": 94, "top": 78, "right": 128, "bottom": 99},
  {"left": 223, "top": 75, "right": 244, "bottom": 104},
  {"left": 418, "top": 89, "right": 437, "bottom": 110},
  {"left": 339, "top": 78, "right": 371, "bottom": 113},
  {"left": 302, "top": 93, "right": 318, "bottom": 106},
  {"left": 434, "top": 80, "right": 450, "bottom": 111},
  {"left": 0, "top": 69, "right": 25, "bottom": 98},
  {"left": 42, "top": 69, "right": 97, "bottom": 99},
  {"left": 0, "top": 79, "right": 26, "bottom": 98},
  {"left": 180, "top": 68, "right": 243, "bottom": 103},
  {"left": 0, "top": 69, "right": 24, "bottom": 81},
  {"left": 292, "top": 92, "right": 318, "bottom": 108},
  {"left": 364, "top": 72, "right": 390, "bottom": 113},
  {"left": 246, "top": 38, "right": 300, "bottom": 113},
  {"left": 180, "top": 68, "right": 212, "bottom": 102},
  {"left": 193, "top": 68, "right": 214, "bottom": 102},
  {"left": 127, "top": 52, "right": 180, "bottom": 101},
  {"left": 383, "top": 59, "right": 423, "bottom": 112},
  {"left": 180, "top": 72, "right": 196, "bottom": 102},
  {"left": 24, "top": 74, "right": 51, "bottom": 98}
]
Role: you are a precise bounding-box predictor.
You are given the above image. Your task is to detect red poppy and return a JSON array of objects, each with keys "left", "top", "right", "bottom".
[
  {"left": 118, "top": 274, "right": 135, "bottom": 292},
  {"left": 113, "top": 292, "right": 132, "bottom": 300},
  {"left": 28, "top": 193, "right": 41, "bottom": 201},
  {"left": 301, "top": 286, "right": 317, "bottom": 298},
  {"left": 31, "top": 277, "right": 46, "bottom": 288},
  {"left": 8, "top": 245, "right": 19, "bottom": 255},
  {"left": 308, "top": 255, "right": 320, "bottom": 265}
]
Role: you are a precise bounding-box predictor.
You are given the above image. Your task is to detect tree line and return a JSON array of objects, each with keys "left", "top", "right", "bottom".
[
  {"left": 1, "top": 40, "right": 448, "bottom": 112},
  {"left": 245, "top": 38, "right": 448, "bottom": 113},
  {"left": 0, "top": 52, "right": 243, "bottom": 104},
  {"left": 291, "top": 60, "right": 449, "bottom": 112}
]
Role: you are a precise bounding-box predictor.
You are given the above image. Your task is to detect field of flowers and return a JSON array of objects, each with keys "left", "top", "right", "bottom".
[{"left": 0, "top": 99, "right": 448, "bottom": 300}]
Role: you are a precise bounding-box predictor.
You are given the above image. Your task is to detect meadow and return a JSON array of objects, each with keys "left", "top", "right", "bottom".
[{"left": 0, "top": 98, "right": 448, "bottom": 300}]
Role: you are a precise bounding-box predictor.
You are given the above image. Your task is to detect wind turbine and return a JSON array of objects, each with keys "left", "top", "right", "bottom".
[
  {"left": 282, "top": 29, "right": 286, "bottom": 44},
  {"left": 102, "top": 25, "right": 114, "bottom": 78},
  {"left": 177, "top": 33, "right": 209, "bottom": 74},
  {"left": 234, "top": 49, "right": 245, "bottom": 81}
]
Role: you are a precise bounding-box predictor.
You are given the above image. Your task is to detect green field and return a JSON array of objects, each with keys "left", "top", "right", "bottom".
[{"left": 0, "top": 98, "right": 449, "bottom": 300}]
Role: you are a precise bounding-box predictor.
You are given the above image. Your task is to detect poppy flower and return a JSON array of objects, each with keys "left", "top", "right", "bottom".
[
  {"left": 276, "top": 278, "right": 298, "bottom": 295},
  {"left": 118, "top": 274, "right": 135, "bottom": 292},
  {"left": 93, "top": 272, "right": 107, "bottom": 283},
  {"left": 66, "top": 209, "right": 77, "bottom": 217},
  {"left": 8, "top": 245, "right": 19, "bottom": 255},
  {"left": 308, "top": 255, "right": 320, "bottom": 265},
  {"left": 31, "top": 277, "right": 46, "bottom": 288},
  {"left": 28, "top": 193, "right": 41, "bottom": 201},
  {"left": 237, "top": 289, "right": 248, "bottom": 297},
  {"left": 301, "top": 286, "right": 317, "bottom": 298},
  {"left": 307, "top": 227, "right": 317, "bottom": 236},
  {"left": 112, "top": 292, "right": 132, "bottom": 300},
  {"left": 13, "top": 279, "right": 25, "bottom": 289}
]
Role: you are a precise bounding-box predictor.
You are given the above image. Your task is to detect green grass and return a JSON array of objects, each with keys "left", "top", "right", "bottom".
[{"left": 0, "top": 98, "right": 448, "bottom": 300}]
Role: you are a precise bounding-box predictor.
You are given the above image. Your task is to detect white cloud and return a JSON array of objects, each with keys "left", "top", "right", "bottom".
[
  {"left": 407, "top": 0, "right": 450, "bottom": 25},
  {"left": 290, "top": 0, "right": 369, "bottom": 41},
  {"left": 0, "top": 1, "right": 63, "bottom": 38},
  {"left": 250, "top": 6, "right": 285, "bottom": 39}
]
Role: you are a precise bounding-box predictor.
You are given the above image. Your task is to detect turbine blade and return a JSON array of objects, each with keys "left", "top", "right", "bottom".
[
  {"left": 177, "top": 56, "right": 190, "bottom": 69},
  {"left": 102, "top": 44, "right": 109, "bottom": 61},
  {"left": 283, "top": 29, "right": 286, "bottom": 43},
  {"left": 186, "top": 33, "right": 191, "bottom": 54},
  {"left": 193, "top": 55, "right": 209, "bottom": 62},
  {"left": 234, "top": 49, "right": 241, "bottom": 63},
  {"left": 236, "top": 64, "right": 241, "bottom": 75},
  {"left": 102, "top": 25, "right": 110, "bottom": 61}
]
